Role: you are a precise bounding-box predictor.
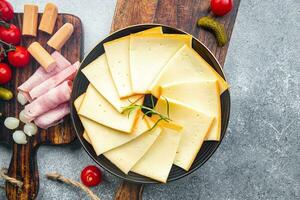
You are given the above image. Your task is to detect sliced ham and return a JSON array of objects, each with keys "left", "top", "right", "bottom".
[
  {"left": 29, "top": 61, "right": 79, "bottom": 99},
  {"left": 24, "top": 80, "right": 72, "bottom": 122},
  {"left": 18, "top": 51, "right": 71, "bottom": 97},
  {"left": 34, "top": 103, "right": 70, "bottom": 129},
  {"left": 19, "top": 91, "right": 33, "bottom": 103}
]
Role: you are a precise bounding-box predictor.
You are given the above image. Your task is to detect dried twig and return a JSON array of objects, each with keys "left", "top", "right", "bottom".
[
  {"left": 46, "top": 173, "right": 100, "bottom": 200},
  {"left": 0, "top": 168, "right": 23, "bottom": 189}
]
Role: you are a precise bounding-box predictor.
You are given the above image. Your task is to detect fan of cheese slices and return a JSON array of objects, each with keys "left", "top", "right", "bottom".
[{"left": 74, "top": 27, "right": 229, "bottom": 183}]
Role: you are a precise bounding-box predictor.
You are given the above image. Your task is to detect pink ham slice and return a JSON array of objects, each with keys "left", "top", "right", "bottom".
[
  {"left": 29, "top": 61, "right": 79, "bottom": 99},
  {"left": 18, "top": 51, "right": 71, "bottom": 100},
  {"left": 34, "top": 103, "right": 70, "bottom": 129},
  {"left": 24, "top": 80, "right": 72, "bottom": 122}
]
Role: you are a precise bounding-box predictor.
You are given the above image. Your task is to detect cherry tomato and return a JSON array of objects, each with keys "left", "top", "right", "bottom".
[
  {"left": 80, "top": 165, "right": 102, "bottom": 187},
  {"left": 211, "top": 0, "right": 233, "bottom": 16},
  {"left": 0, "top": 0, "right": 14, "bottom": 21},
  {"left": 0, "top": 63, "right": 12, "bottom": 84},
  {"left": 0, "top": 24, "right": 21, "bottom": 45},
  {"left": 8, "top": 46, "right": 30, "bottom": 68}
]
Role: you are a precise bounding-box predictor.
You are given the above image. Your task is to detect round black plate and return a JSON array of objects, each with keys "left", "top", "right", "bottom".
[{"left": 70, "top": 24, "right": 231, "bottom": 184}]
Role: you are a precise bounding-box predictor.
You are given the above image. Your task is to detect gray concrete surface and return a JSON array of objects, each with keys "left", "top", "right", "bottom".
[{"left": 1, "top": 0, "right": 299, "bottom": 199}]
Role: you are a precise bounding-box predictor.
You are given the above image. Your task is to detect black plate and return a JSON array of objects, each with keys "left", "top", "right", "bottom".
[{"left": 70, "top": 24, "right": 231, "bottom": 184}]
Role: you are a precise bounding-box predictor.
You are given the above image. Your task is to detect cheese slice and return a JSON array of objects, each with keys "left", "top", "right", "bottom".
[
  {"left": 149, "top": 45, "right": 229, "bottom": 97},
  {"left": 130, "top": 34, "right": 192, "bottom": 94},
  {"left": 82, "top": 54, "right": 143, "bottom": 113},
  {"left": 149, "top": 115, "right": 183, "bottom": 131},
  {"left": 134, "top": 27, "right": 163, "bottom": 35},
  {"left": 131, "top": 128, "right": 181, "bottom": 183},
  {"left": 160, "top": 81, "right": 221, "bottom": 141},
  {"left": 104, "top": 125, "right": 162, "bottom": 174},
  {"left": 75, "top": 93, "right": 149, "bottom": 155},
  {"left": 153, "top": 97, "right": 213, "bottom": 170},
  {"left": 78, "top": 84, "right": 142, "bottom": 133},
  {"left": 104, "top": 27, "right": 163, "bottom": 98},
  {"left": 83, "top": 131, "right": 91, "bottom": 143}
]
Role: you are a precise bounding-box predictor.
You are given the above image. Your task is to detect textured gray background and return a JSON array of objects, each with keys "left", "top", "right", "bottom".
[{"left": 0, "top": 0, "right": 299, "bottom": 199}]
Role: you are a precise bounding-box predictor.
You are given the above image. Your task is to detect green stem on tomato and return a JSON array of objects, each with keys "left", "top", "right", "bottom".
[
  {"left": 0, "top": 20, "right": 10, "bottom": 29},
  {"left": 0, "top": 39, "right": 16, "bottom": 51}
]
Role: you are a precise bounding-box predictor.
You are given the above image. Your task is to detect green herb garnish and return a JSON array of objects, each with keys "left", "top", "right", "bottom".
[{"left": 122, "top": 96, "right": 171, "bottom": 131}]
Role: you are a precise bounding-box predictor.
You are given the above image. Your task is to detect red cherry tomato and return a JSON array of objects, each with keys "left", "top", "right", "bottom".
[
  {"left": 0, "top": 0, "right": 14, "bottom": 21},
  {"left": 0, "top": 63, "right": 12, "bottom": 84},
  {"left": 211, "top": 0, "right": 233, "bottom": 16},
  {"left": 8, "top": 46, "right": 30, "bottom": 68},
  {"left": 0, "top": 24, "right": 21, "bottom": 45},
  {"left": 81, "top": 165, "right": 102, "bottom": 187}
]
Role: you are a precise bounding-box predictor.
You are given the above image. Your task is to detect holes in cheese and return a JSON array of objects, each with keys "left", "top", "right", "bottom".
[
  {"left": 131, "top": 128, "right": 182, "bottom": 183},
  {"left": 129, "top": 34, "right": 192, "bottom": 94},
  {"left": 82, "top": 54, "right": 143, "bottom": 113},
  {"left": 104, "top": 27, "right": 163, "bottom": 98},
  {"left": 74, "top": 93, "right": 149, "bottom": 155},
  {"left": 160, "top": 81, "right": 221, "bottom": 141},
  {"left": 47, "top": 23, "right": 74, "bottom": 50},
  {"left": 27, "top": 42, "right": 57, "bottom": 72},
  {"left": 149, "top": 45, "right": 229, "bottom": 97},
  {"left": 154, "top": 97, "right": 214, "bottom": 171},
  {"left": 39, "top": 3, "right": 58, "bottom": 34},
  {"left": 104, "top": 125, "right": 162, "bottom": 174},
  {"left": 22, "top": 4, "right": 38, "bottom": 36},
  {"left": 78, "top": 84, "right": 142, "bottom": 133}
]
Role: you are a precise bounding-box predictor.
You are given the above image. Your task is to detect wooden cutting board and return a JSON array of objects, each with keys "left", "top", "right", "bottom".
[
  {"left": 111, "top": 0, "right": 241, "bottom": 200},
  {"left": 0, "top": 13, "right": 82, "bottom": 200}
]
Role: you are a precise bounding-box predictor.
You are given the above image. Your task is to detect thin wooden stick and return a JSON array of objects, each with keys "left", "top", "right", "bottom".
[
  {"left": 0, "top": 168, "right": 23, "bottom": 189},
  {"left": 46, "top": 172, "right": 100, "bottom": 200}
]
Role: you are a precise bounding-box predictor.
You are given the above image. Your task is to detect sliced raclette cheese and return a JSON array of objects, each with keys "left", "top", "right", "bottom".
[
  {"left": 78, "top": 84, "right": 142, "bottom": 133},
  {"left": 149, "top": 45, "right": 229, "bottom": 97},
  {"left": 130, "top": 34, "right": 192, "bottom": 94},
  {"left": 82, "top": 54, "right": 143, "bottom": 113},
  {"left": 153, "top": 97, "right": 213, "bottom": 171},
  {"left": 104, "top": 27, "right": 163, "bottom": 98},
  {"left": 83, "top": 131, "right": 91, "bottom": 143},
  {"left": 104, "top": 125, "right": 162, "bottom": 174},
  {"left": 131, "top": 128, "right": 182, "bottom": 183},
  {"left": 74, "top": 93, "right": 149, "bottom": 155},
  {"left": 160, "top": 81, "right": 221, "bottom": 141}
]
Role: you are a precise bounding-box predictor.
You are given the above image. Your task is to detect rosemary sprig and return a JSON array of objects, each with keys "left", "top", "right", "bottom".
[{"left": 121, "top": 98, "right": 171, "bottom": 131}]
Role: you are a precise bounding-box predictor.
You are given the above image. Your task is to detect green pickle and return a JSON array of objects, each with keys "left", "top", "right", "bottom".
[
  {"left": 0, "top": 87, "right": 13, "bottom": 100},
  {"left": 197, "top": 16, "right": 227, "bottom": 46}
]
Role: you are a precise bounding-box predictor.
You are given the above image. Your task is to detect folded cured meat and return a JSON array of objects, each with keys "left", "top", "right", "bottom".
[
  {"left": 29, "top": 61, "right": 79, "bottom": 99},
  {"left": 34, "top": 103, "right": 70, "bottom": 129},
  {"left": 18, "top": 51, "right": 71, "bottom": 97},
  {"left": 24, "top": 80, "right": 72, "bottom": 122}
]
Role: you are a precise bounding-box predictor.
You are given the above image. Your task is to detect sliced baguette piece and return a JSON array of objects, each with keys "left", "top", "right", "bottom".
[
  {"left": 74, "top": 93, "right": 149, "bottom": 155},
  {"left": 129, "top": 34, "right": 192, "bottom": 94},
  {"left": 104, "top": 27, "right": 163, "bottom": 98},
  {"left": 149, "top": 45, "right": 229, "bottom": 97},
  {"left": 78, "top": 84, "right": 142, "bottom": 133},
  {"left": 160, "top": 81, "right": 221, "bottom": 141},
  {"left": 82, "top": 54, "right": 143, "bottom": 113},
  {"left": 152, "top": 97, "right": 213, "bottom": 171}
]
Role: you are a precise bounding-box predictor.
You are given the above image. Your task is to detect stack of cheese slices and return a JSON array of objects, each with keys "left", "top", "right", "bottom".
[{"left": 74, "top": 27, "right": 229, "bottom": 183}]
